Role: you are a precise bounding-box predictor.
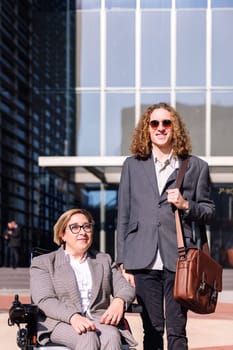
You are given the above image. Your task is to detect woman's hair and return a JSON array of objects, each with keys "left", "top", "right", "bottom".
[
  {"left": 130, "top": 102, "right": 192, "bottom": 159},
  {"left": 53, "top": 208, "right": 95, "bottom": 246}
]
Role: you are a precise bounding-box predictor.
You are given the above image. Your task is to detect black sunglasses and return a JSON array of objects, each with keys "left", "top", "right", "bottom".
[{"left": 150, "top": 119, "right": 172, "bottom": 129}]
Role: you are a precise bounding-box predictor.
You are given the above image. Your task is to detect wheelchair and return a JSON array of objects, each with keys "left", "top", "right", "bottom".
[
  {"left": 8, "top": 248, "right": 142, "bottom": 350},
  {"left": 8, "top": 294, "right": 142, "bottom": 350}
]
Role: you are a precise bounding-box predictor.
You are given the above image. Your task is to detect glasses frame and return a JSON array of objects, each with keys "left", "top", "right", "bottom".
[
  {"left": 68, "top": 223, "right": 93, "bottom": 235},
  {"left": 150, "top": 119, "right": 172, "bottom": 129}
]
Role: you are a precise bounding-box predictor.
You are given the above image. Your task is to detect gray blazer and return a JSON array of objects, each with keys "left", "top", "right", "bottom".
[
  {"left": 30, "top": 247, "right": 136, "bottom": 346},
  {"left": 116, "top": 154, "right": 215, "bottom": 272}
]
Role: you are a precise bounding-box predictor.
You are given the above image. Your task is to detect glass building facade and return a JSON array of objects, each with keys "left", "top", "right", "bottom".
[
  {"left": 73, "top": 0, "right": 233, "bottom": 266},
  {"left": 0, "top": 0, "right": 77, "bottom": 265},
  {"left": 1, "top": 0, "right": 233, "bottom": 267}
]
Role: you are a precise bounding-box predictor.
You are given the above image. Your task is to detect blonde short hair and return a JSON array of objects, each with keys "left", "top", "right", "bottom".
[{"left": 53, "top": 208, "right": 95, "bottom": 245}]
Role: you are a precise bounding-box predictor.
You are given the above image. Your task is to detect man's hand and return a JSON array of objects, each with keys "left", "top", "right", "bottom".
[
  {"left": 119, "top": 264, "right": 136, "bottom": 287},
  {"left": 166, "top": 188, "right": 189, "bottom": 211},
  {"left": 70, "top": 313, "right": 96, "bottom": 334},
  {"left": 100, "top": 297, "right": 124, "bottom": 325}
]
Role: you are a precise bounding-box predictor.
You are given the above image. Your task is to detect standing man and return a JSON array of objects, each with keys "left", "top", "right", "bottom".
[
  {"left": 8, "top": 220, "right": 21, "bottom": 268},
  {"left": 1, "top": 222, "right": 12, "bottom": 266},
  {"left": 116, "top": 102, "right": 215, "bottom": 350}
]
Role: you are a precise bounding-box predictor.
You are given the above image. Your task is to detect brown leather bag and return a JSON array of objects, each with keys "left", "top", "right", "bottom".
[{"left": 173, "top": 158, "right": 223, "bottom": 314}]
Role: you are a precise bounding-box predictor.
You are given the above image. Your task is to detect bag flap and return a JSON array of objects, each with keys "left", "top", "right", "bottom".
[{"left": 197, "top": 249, "right": 223, "bottom": 292}]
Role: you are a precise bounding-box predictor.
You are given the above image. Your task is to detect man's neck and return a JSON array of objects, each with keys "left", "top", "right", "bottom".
[{"left": 153, "top": 147, "right": 173, "bottom": 163}]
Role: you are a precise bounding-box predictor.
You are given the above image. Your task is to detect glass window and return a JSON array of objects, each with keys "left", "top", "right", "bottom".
[
  {"left": 141, "top": 0, "right": 171, "bottom": 8},
  {"left": 176, "top": 92, "right": 206, "bottom": 156},
  {"left": 212, "top": 0, "right": 233, "bottom": 8},
  {"left": 106, "top": 93, "right": 135, "bottom": 156},
  {"left": 76, "top": 0, "right": 101, "bottom": 9},
  {"left": 176, "top": 10, "right": 206, "bottom": 86},
  {"left": 76, "top": 93, "right": 100, "bottom": 155},
  {"left": 106, "top": 11, "right": 135, "bottom": 87},
  {"left": 106, "top": 0, "right": 136, "bottom": 9},
  {"left": 141, "top": 10, "right": 170, "bottom": 87},
  {"left": 176, "top": 0, "right": 207, "bottom": 8},
  {"left": 141, "top": 93, "right": 171, "bottom": 114},
  {"left": 211, "top": 92, "right": 233, "bottom": 156},
  {"left": 211, "top": 184, "right": 233, "bottom": 266},
  {"left": 212, "top": 10, "right": 233, "bottom": 86},
  {"left": 76, "top": 11, "right": 100, "bottom": 86}
]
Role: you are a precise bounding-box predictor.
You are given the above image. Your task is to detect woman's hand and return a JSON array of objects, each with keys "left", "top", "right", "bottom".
[
  {"left": 70, "top": 313, "right": 96, "bottom": 334},
  {"left": 100, "top": 297, "right": 124, "bottom": 325}
]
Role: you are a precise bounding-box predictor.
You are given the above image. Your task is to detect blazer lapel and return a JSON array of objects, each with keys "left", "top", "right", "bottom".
[
  {"left": 142, "top": 154, "right": 160, "bottom": 197},
  {"left": 54, "top": 247, "right": 82, "bottom": 309},
  {"left": 87, "top": 255, "right": 103, "bottom": 308}
]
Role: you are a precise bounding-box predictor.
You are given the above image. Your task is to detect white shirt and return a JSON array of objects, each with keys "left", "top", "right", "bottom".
[
  {"left": 67, "top": 253, "right": 93, "bottom": 316},
  {"left": 146, "top": 153, "right": 179, "bottom": 270}
]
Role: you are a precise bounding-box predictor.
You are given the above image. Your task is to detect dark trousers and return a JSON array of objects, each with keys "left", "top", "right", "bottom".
[
  {"left": 134, "top": 269, "right": 188, "bottom": 350},
  {"left": 10, "top": 247, "right": 20, "bottom": 268},
  {"left": 3, "top": 243, "right": 10, "bottom": 266}
]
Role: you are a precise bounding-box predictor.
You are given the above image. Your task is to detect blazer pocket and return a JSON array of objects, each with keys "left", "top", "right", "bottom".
[{"left": 125, "top": 222, "right": 138, "bottom": 238}]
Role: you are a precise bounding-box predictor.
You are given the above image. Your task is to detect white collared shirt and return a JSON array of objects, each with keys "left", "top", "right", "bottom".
[
  {"left": 146, "top": 152, "right": 179, "bottom": 270},
  {"left": 67, "top": 253, "right": 93, "bottom": 316}
]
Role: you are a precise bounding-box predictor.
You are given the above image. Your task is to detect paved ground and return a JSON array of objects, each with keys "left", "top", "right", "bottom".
[{"left": 1, "top": 268, "right": 233, "bottom": 349}]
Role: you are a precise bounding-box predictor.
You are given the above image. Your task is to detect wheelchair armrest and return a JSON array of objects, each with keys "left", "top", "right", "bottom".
[{"left": 126, "top": 303, "right": 143, "bottom": 314}]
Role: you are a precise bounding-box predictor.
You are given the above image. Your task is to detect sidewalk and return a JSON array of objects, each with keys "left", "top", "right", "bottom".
[
  {"left": 1, "top": 293, "right": 233, "bottom": 350},
  {"left": 0, "top": 267, "right": 233, "bottom": 349}
]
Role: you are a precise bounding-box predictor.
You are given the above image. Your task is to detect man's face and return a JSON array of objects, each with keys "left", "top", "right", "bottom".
[{"left": 149, "top": 107, "right": 173, "bottom": 152}]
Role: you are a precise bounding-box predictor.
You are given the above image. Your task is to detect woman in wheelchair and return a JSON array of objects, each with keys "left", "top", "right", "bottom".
[{"left": 30, "top": 208, "right": 137, "bottom": 350}]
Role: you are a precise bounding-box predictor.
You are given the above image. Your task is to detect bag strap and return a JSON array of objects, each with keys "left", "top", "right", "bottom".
[
  {"left": 174, "top": 157, "right": 210, "bottom": 257},
  {"left": 174, "top": 158, "right": 189, "bottom": 258}
]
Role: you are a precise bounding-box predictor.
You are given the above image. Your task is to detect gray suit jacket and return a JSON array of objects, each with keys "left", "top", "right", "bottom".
[
  {"left": 116, "top": 154, "right": 215, "bottom": 272},
  {"left": 30, "top": 247, "right": 136, "bottom": 346}
]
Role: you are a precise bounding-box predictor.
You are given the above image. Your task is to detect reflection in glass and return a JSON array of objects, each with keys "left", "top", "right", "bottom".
[
  {"left": 106, "top": 93, "right": 135, "bottom": 156},
  {"left": 76, "top": 0, "right": 101, "bottom": 10},
  {"left": 141, "top": 10, "right": 170, "bottom": 87},
  {"left": 212, "top": 0, "right": 233, "bottom": 8},
  {"left": 176, "top": 0, "right": 207, "bottom": 8},
  {"left": 211, "top": 184, "right": 233, "bottom": 266},
  {"left": 107, "top": 11, "right": 135, "bottom": 87},
  {"left": 141, "top": 94, "right": 171, "bottom": 115},
  {"left": 176, "top": 93, "right": 206, "bottom": 156},
  {"left": 106, "top": 0, "right": 136, "bottom": 9},
  {"left": 76, "top": 11, "right": 100, "bottom": 87},
  {"left": 176, "top": 10, "right": 206, "bottom": 86},
  {"left": 76, "top": 93, "right": 100, "bottom": 155},
  {"left": 212, "top": 10, "right": 233, "bottom": 86},
  {"left": 141, "top": 0, "right": 171, "bottom": 8},
  {"left": 211, "top": 92, "right": 233, "bottom": 156}
]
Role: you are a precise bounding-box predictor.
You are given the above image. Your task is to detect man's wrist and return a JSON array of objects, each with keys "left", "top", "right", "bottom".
[{"left": 183, "top": 200, "right": 189, "bottom": 211}]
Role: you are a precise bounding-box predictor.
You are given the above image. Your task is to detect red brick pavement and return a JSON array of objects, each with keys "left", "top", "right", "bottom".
[
  {"left": 0, "top": 295, "right": 30, "bottom": 311},
  {"left": 189, "top": 302, "right": 233, "bottom": 320}
]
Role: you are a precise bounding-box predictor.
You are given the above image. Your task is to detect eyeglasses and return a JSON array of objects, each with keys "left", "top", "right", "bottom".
[
  {"left": 68, "top": 223, "right": 93, "bottom": 235},
  {"left": 150, "top": 119, "right": 172, "bottom": 129}
]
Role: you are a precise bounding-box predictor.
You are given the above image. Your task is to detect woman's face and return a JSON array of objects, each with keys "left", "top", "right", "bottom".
[{"left": 62, "top": 213, "right": 93, "bottom": 258}]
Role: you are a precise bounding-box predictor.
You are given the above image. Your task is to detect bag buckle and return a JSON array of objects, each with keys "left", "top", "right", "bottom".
[{"left": 198, "top": 272, "right": 207, "bottom": 295}]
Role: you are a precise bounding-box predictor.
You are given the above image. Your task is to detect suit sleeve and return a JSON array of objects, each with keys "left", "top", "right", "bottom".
[
  {"left": 30, "top": 255, "right": 79, "bottom": 323},
  {"left": 183, "top": 159, "right": 215, "bottom": 225},
  {"left": 116, "top": 159, "right": 130, "bottom": 265},
  {"left": 110, "top": 257, "right": 135, "bottom": 303}
]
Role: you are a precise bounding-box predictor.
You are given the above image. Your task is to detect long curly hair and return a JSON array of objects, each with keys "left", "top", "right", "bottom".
[{"left": 130, "top": 102, "right": 192, "bottom": 159}]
